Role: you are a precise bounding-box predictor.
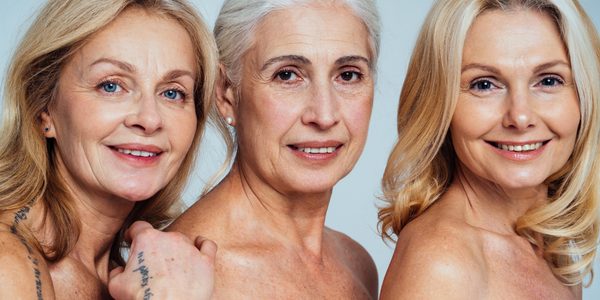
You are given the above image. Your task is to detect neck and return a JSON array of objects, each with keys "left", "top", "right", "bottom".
[
  {"left": 26, "top": 169, "right": 135, "bottom": 284},
  {"left": 219, "top": 160, "right": 332, "bottom": 256},
  {"left": 453, "top": 161, "right": 547, "bottom": 235}
]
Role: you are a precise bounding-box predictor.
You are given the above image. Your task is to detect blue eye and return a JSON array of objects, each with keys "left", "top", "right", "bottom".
[
  {"left": 162, "top": 89, "right": 182, "bottom": 100},
  {"left": 103, "top": 82, "right": 122, "bottom": 93}
]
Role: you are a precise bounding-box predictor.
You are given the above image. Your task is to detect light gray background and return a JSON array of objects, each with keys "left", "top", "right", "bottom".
[{"left": 1, "top": 0, "right": 599, "bottom": 297}]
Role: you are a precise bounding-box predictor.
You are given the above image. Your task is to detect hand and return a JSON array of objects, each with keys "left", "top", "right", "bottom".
[{"left": 108, "top": 221, "right": 217, "bottom": 300}]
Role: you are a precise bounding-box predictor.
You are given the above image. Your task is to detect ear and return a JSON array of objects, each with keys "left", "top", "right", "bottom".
[
  {"left": 40, "top": 111, "right": 56, "bottom": 138},
  {"left": 215, "top": 63, "right": 237, "bottom": 126}
]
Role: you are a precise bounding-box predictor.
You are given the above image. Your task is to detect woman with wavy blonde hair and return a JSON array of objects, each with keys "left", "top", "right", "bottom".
[
  {"left": 0, "top": 0, "right": 219, "bottom": 298},
  {"left": 379, "top": 0, "right": 600, "bottom": 298}
]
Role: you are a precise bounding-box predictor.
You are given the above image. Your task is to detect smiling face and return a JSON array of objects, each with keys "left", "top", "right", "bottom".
[
  {"left": 220, "top": 2, "right": 374, "bottom": 196},
  {"left": 43, "top": 8, "right": 198, "bottom": 203},
  {"left": 451, "top": 9, "right": 580, "bottom": 191}
]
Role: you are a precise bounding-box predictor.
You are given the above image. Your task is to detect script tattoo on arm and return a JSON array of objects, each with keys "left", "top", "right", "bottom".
[
  {"left": 10, "top": 198, "right": 43, "bottom": 300},
  {"left": 133, "top": 251, "right": 154, "bottom": 300}
]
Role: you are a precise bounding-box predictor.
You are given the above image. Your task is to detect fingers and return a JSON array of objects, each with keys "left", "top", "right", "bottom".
[
  {"left": 108, "top": 266, "right": 124, "bottom": 282},
  {"left": 124, "top": 221, "right": 154, "bottom": 245},
  {"left": 195, "top": 236, "right": 218, "bottom": 260}
]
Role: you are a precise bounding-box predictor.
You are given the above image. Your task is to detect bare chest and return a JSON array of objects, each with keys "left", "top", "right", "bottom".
[
  {"left": 48, "top": 260, "right": 111, "bottom": 300},
  {"left": 211, "top": 249, "right": 373, "bottom": 300},
  {"left": 482, "top": 238, "right": 575, "bottom": 300}
]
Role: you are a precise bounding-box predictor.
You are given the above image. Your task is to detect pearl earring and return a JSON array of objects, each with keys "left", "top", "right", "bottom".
[{"left": 226, "top": 117, "right": 233, "bottom": 125}]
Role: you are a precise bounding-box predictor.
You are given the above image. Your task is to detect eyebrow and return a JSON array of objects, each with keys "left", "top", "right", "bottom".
[
  {"left": 461, "top": 63, "right": 501, "bottom": 74},
  {"left": 261, "top": 55, "right": 311, "bottom": 71},
  {"left": 260, "top": 55, "right": 372, "bottom": 71},
  {"left": 532, "top": 60, "right": 570, "bottom": 74},
  {"left": 91, "top": 58, "right": 136, "bottom": 73},
  {"left": 461, "top": 60, "right": 571, "bottom": 74},
  {"left": 164, "top": 70, "right": 195, "bottom": 81},
  {"left": 335, "top": 55, "right": 372, "bottom": 70}
]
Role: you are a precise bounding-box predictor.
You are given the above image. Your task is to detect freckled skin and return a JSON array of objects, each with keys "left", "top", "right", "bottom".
[
  {"left": 381, "top": 10, "right": 581, "bottom": 300},
  {"left": 169, "top": 2, "right": 378, "bottom": 299},
  {"left": 0, "top": 7, "right": 201, "bottom": 299}
]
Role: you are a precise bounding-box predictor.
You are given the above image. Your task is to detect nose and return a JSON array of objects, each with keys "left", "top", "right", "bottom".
[
  {"left": 502, "top": 88, "right": 537, "bottom": 131},
  {"left": 301, "top": 83, "right": 340, "bottom": 130},
  {"left": 125, "top": 93, "right": 163, "bottom": 134}
]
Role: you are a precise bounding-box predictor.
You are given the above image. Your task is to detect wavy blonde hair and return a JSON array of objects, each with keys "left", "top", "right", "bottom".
[
  {"left": 0, "top": 0, "right": 218, "bottom": 265},
  {"left": 378, "top": 0, "right": 600, "bottom": 286}
]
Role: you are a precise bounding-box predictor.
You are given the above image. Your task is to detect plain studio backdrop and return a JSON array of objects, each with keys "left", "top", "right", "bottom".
[{"left": 1, "top": 0, "right": 599, "bottom": 297}]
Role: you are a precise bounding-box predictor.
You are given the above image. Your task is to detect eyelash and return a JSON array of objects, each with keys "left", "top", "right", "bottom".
[
  {"left": 97, "top": 79, "right": 189, "bottom": 100},
  {"left": 97, "top": 78, "right": 126, "bottom": 93},
  {"left": 163, "top": 88, "right": 189, "bottom": 101},
  {"left": 274, "top": 68, "right": 300, "bottom": 82},
  {"left": 469, "top": 75, "right": 564, "bottom": 91}
]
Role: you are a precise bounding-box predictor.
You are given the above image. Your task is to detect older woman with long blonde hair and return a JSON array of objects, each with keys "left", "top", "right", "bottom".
[
  {"left": 0, "top": 0, "right": 219, "bottom": 298},
  {"left": 379, "top": 0, "right": 600, "bottom": 298}
]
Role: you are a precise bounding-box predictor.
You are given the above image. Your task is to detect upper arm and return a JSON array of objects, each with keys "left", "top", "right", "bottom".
[
  {"left": 0, "top": 231, "right": 54, "bottom": 300},
  {"left": 380, "top": 223, "right": 487, "bottom": 300}
]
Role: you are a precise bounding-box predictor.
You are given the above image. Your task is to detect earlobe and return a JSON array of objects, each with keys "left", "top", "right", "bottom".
[
  {"left": 40, "top": 111, "right": 55, "bottom": 138},
  {"left": 216, "top": 63, "right": 237, "bottom": 127}
]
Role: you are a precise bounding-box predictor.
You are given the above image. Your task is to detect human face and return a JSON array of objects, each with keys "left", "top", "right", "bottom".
[
  {"left": 228, "top": 2, "right": 374, "bottom": 196},
  {"left": 451, "top": 9, "right": 580, "bottom": 192},
  {"left": 43, "top": 8, "right": 198, "bottom": 203}
]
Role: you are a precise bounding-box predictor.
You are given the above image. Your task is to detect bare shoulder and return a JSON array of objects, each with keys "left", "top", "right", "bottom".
[
  {"left": 167, "top": 193, "right": 220, "bottom": 239},
  {"left": 0, "top": 223, "right": 54, "bottom": 299},
  {"left": 380, "top": 214, "right": 488, "bottom": 300},
  {"left": 325, "top": 227, "right": 378, "bottom": 299}
]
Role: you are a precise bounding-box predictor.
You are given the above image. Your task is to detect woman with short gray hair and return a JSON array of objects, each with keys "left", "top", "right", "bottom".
[{"left": 169, "top": 0, "right": 381, "bottom": 298}]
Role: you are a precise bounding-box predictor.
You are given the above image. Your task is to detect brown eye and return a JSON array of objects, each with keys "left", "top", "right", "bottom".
[
  {"left": 338, "top": 71, "right": 361, "bottom": 82},
  {"left": 277, "top": 71, "right": 297, "bottom": 81}
]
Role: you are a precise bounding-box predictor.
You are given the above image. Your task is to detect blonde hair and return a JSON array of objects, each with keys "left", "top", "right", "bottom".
[
  {"left": 378, "top": 0, "right": 600, "bottom": 286},
  {"left": 0, "top": 0, "right": 218, "bottom": 265}
]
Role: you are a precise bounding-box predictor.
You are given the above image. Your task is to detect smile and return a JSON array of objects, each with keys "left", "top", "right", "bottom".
[
  {"left": 114, "top": 148, "right": 158, "bottom": 157},
  {"left": 297, "top": 147, "right": 337, "bottom": 154},
  {"left": 490, "top": 141, "right": 547, "bottom": 152}
]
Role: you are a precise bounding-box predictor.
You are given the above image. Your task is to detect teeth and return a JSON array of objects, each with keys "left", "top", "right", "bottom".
[
  {"left": 496, "top": 142, "right": 542, "bottom": 152},
  {"left": 116, "top": 148, "right": 157, "bottom": 157},
  {"left": 297, "top": 147, "right": 336, "bottom": 154}
]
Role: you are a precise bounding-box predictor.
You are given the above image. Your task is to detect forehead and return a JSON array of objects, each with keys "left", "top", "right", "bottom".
[
  {"left": 248, "top": 2, "right": 371, "bottom": 64},
  {"left": 72, "top": 7, "right": 197, "bottom": 74},
  {"left": 463, "top": 9, "right": 567, "bottom": 65}
]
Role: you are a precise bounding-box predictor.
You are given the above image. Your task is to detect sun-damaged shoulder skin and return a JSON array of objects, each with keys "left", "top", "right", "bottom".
[
  {"left": 0, "top": 221, "right": 55, "bottom": 300},
  {"left": 326, "top": 228, "right": 379, "bottom": 299},
  {"left": 380, "top": 213, "right": 487, "bottom": 300}
]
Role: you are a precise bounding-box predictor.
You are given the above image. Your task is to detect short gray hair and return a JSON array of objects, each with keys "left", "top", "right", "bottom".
[{"left": 214, "top": 0, "right": 381, "bottom": 87}]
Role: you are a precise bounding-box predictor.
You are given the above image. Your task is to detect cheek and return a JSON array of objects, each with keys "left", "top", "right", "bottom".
[
  {"left": 346, "top": 97, "right": 373, "bottom": 142},
  {"left": 168, "top": 109, "right": 198, "bottom": 154}
]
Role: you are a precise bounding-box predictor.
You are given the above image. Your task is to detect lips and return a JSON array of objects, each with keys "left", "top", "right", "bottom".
[
  {"left": 292, "top": 146, "right": 337, "bottom": 154},
  {"left": 115, "top": 148, "right": 158, "bottom": 157},
  {"left": 487, "top": 140, "right": 550, "bottom": 154},
  {"left": 109, "top": 144, "right": 163, "bottom": 158}
]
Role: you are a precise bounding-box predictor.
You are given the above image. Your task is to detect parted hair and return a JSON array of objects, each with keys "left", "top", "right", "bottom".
[
  {"left": 0, "top": 0, "right": 218, "bottom": 265},
  {"left": 206, "top": 0, "right": 381, "bottom": 189},
  {"left": 378, "top": 0, "right": 600, "bottom": 286}
]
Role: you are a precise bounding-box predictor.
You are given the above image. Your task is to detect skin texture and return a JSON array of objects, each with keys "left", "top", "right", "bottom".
[
  {"left": 0, "top": 8, "right": 216, "bottom": 300},
  {"left": 381, "top": 9, "right": 581, "bottom": 300},
  {"left": 168, "top": 1, "right": 378, "bottom": 299}
]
